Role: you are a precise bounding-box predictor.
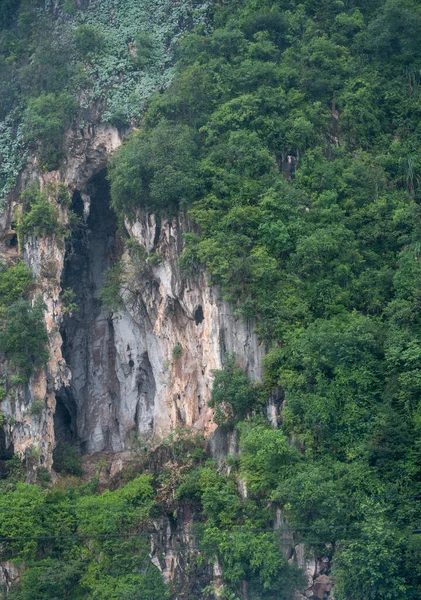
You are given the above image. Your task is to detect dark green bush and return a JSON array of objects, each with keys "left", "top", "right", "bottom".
[
  {"left": 52, "top": 442, "right": 82, "bottom": 476},
  {"left": 132, "top": 33, "right": 159, "bottom": 69},
  {"left": 0, "top": 296, "right": 49, "bottom": 377},
  {"left": 19, "top": 196, "right": 59, "bottom": 238},
  {"left": 23, "top": 92, "right": 77, "bottom": 169},
  {"left": 0, "top": 0, "right": 20, "bottom": 29},
  {"left": 30, "top": 399, "right": 43, "bottom": 417},
  {"left": 0, "top": 261, "right": 33, "bottom": 307},
  {"left": 74, "top": 24, "right": 104, "bottom": 57},
  {"left": 172, "top": 343, "right": 183, "bottom": 360},
  {"left": 109, "top": 120, "right": 200, "bottom": 217},
  {"left": 208, "top": 356, "right": 263, "bottom": 426}
]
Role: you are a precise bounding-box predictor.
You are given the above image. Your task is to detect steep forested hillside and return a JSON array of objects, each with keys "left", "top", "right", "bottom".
[
  {"left": 1, "top": 0, "right": 421, "bottom": 599},
  {"left": 0, "top": 0, "right": 209, "bottom": 203},
  {"left": 108, "top": 0, "right": 421, "bottom": 597}
]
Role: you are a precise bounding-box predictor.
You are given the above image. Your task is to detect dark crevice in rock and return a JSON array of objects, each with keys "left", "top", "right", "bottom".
[
  {"left": 59, "top": 169, "right": 121, "bottom": 454},
  {"left": 0, "top": 427, "right": 13, "bottom": 479},
  {"left": 5, "top": 233, "right": 17, "bottom": 248},
  {"left": 153, "top": 220, "right": 161, "bottom": 249},
  {"left": 71, "top": 190, "right": 84, "bottom": 219},
  {"left": 54, "top": 388, "right": 77, "bottom": 446},
  {"left": 0, "top": 427, "right": 13, "bottom": 460},
  {"left": 135, "top": 352, "right": 155, "bottom": 433},
  {"left": 194, "top": 304, "right": 204, "bottom": 325}
]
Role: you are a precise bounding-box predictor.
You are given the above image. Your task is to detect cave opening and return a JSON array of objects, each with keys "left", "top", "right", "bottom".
[
  {"left": 5, "top": 233, "right": 17, "bottom": 248},
  {"left": 54, "top": 389, "right": 77, "bottom": 446},
  {"left": 0, "top": 427, "right": 14, "bottom": 479},
  {"left": 71, "top": 189, "right": 84, "bottom": 219},
  {"left": 194, "top": 305, "right": 204, "bottom": 325},
  {"left": 57, "top": 168, "right": 120, "bottom": 455}
]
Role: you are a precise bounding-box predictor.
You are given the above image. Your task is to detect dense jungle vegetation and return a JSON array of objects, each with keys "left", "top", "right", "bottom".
[
  {"left": 1, "top": 0, "right": 421, "bottom": 598},
  {"left": 109, "top": 0, "right": 421, "bottom": 596}
]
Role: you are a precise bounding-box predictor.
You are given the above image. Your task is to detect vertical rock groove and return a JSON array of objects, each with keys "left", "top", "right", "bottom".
[{"left": 59, "top": 169, "right": 121, "bottom": 453}]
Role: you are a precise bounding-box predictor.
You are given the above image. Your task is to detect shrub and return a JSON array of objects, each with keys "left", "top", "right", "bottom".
[
  {"left": 52, "top": 442, "right": 83, "bottom": 476},
  {"left": 99, "top": 262, "right": 124, "bottom": 311},
  {"left": 37, "top": 467, "right": 51, "bottom": 487},
  {"left": 23, "top": 93, "right": 77, "bottom": 169},
  {"left": 56, "top": 183, "right": 70, "bottom": 206},
  {"left": 109, "top": 120, "right": 200, "bottom": 217},
  {"left": 30, "top": 399, "right": 43, "bottom": 417},
  {"left": 178, "top": 233, "right": 201, "bottom": 275},
  {"left": 19, "top": 191, "right": 59, "bottom": 238},
  {"left": 132, "top": 33, "right": 159, "bottom": 69},
  {"left": 63, "top": 0, "right": 77, "bottom": 15},
  {"left": 0, "top": 296, "right": 49, "bottom": 377},
  {"left": 0, "top": 0, "right": 19, "bottom": 29},
  {"left": 0, "top": 261, "right": 33, "bottom": 307},
  {"left": 172, "top": 343, "right": 183, "bottom": 360},
  {"left": 74, "top": 25, "right": 104, "bottom": 57},
  {"left": 61, "top": 288, "right": 78, "bottom": 316},
  {"left": 208, "top": 356, "right": 263, "bottom": 427}
]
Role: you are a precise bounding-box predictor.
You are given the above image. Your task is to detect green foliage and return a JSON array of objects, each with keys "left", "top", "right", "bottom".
[
  {"left": 179, "top": 233, "right": 201, "bottom": 275},
  {"left": 132, "top": 33, "right": 159, "bottom": 69},
  {"left": 29, "top": 399, "right": 43, "bottom": 418},
  {"left": 0, "top": 475, "right": 169, "bottom": 600},
  {"left": 0, "top": 0, "right": 19, "bottom": 29},
  {"left": 178, "top": 463, "right": 305, "bottom": 598},
  {"left": 3, "top": 0, "right": 421, "bottom": 597},
  {"left": 172, "top": 343, "right": 183, "bottom": 360},
  {"left": 109, "top": 120, "right": 200, "bottom": 216},
  {"left": 98, "top": 261, "right": 124, "bottom": 312},
  {"left": 208, "top": 356, "right": 264, "bottom": 426},
  {"left": 279, "top": 313, "right": 384, "bottom": 457},
  {"left": 23, "top": 93, "right": 77, "bottom": 169},
  {"left": 10, "top": 558, "right": 86, "bottom": 600},
  {"left": 0, "top": 0, "right": 210, "bottom": 199},
  {"left": 0, "top": 296, "right": 48, "bottom": 377},
  {"left": 107, "top": 0, "right": 421, "bottom": 595},
  {"left": 52, "top": 442, "right": 82, "bottom": 476},
  {"left": 19, "top": 190, "right": 59, "bottom": 238},
  {"left": 73, "top": 25, "right": 104, "bottom": 57},
  {"left": 333, "top": 504, "right": 408, "bottom": 599},
  {"left": 56, "top": 183, "right": 70, "bottom": 206},
  {"left": 0, "top": 260, "right": 32, "bottom": 307},
  {"left": 61, "top": 287, "right": 78, "bottom": 316},
  {"left": 239, "top": 423, "right": 300, "bottom": 496}
]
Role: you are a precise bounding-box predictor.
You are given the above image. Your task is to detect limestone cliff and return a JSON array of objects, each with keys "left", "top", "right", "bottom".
[
  {"left": 0, "top": 126, "right": 333, "bottom": 600},
  {"left": 0, "top": 123, "right": 264, "bottom": 469}
]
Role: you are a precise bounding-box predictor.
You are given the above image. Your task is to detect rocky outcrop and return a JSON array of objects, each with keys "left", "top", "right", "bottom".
[
  {"left": 121, "top": 210, "right": 264, "bottom": 440},
  {"left": 293, "top": 544, "right": 335, "bottom": 600},
  {"left": 0, "top": 120, "right": 264, "bottom": 466},
  {"left": 0, "top": 124, "right": 123, "bottom": 469},
  {"left": 57, "top": 177, "right": 264, "bottom": 454},
  {"left": 0, "top": 123, "right": 332, "bottom": 600},
  {"left": 0, "top": 562, "right": 19, "bottom": 595}
]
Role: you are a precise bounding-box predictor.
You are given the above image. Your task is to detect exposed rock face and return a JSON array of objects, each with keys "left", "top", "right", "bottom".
[
  {"left": 0, "top": 121, "right": 264, "bottom": 464},
  {"left": 293, "top": 544, "right": 334, "bottom": 600},
  {"left": 0, "top": 124, "right": 334, "bottom": 600},
  {"left": 151, "top": 504, "right": 214, "bottom": 598},
  {"left": 0, "top": 124, "right": 123, "bottom": 468},
  {"left": 58, "top": 174, "right": 264, "bottom": 454},
  {"left": 0, "top": 562, "right": 19, "bottom": 594},
  {"left": 122, "top": 210, "right": 264, "bottom": 440}
]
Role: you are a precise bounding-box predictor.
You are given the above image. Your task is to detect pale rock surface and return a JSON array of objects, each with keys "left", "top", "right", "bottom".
[
  {"left": 0, "top": 562, "right": 19, "bottom": 593},
  {"left": 0, "top": 124, "right": 122, "bottom": 467},
  {"left": 0, "top": 122, "right": 264, "bottom": 464}
]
